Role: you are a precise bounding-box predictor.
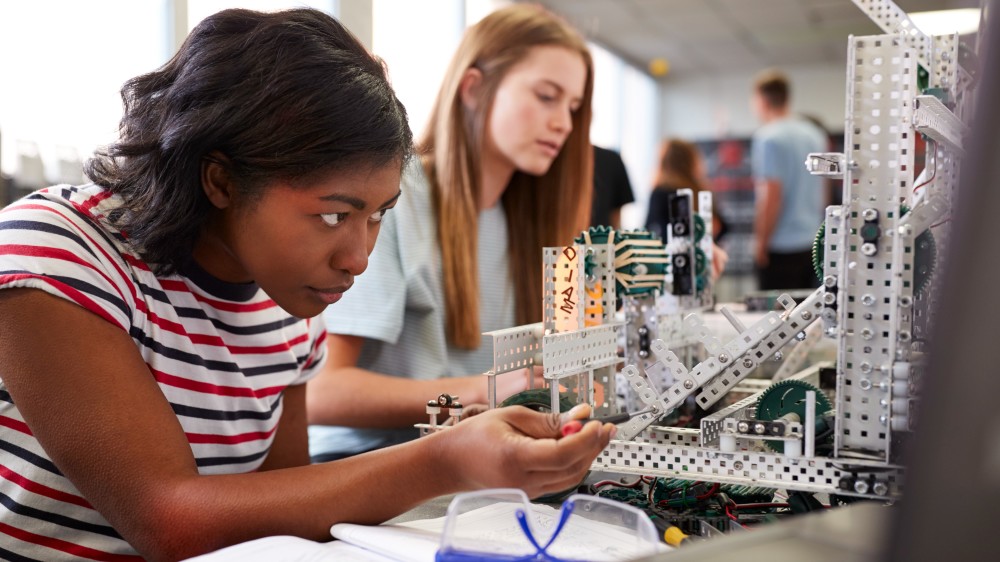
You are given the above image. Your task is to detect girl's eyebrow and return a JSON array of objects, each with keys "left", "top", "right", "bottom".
[{"left": 318, "top": 193, "right": 365, "bottom": 210}]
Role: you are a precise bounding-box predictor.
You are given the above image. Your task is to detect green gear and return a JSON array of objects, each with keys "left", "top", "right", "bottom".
[
  {"left": 756, "top": 380, "right": 832, "bottom": 453},
  {"left": 693, "top": 214, "right": 706, "bottom": 243},
  {"left": 811, "top": 224, "right": 825, "bottom": 280},
  {"left": 810, "top": 206, "right": 936, "bottom": 294},
  {"left": 499, "top": 388, "right": 576, "bottom": 413},
  {"left": 694, "top": 247, "right": 708, "bottom": 292},
  {"left": 574, "top": 227, "right": 667, "bottom": 298}
]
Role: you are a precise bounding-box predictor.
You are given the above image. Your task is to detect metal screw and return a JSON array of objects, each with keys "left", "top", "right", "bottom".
[
  {"left": 853, "top": 479, "right": 870, "bottom": 495},
  {"left": 862, "top": 208, "right": 879, "bottom": 221},
  {"left": 795, "top": 331, "right": 807, "bottom": 341},
  {"left": 899, "top": 296, "right": 912, "bottom": 307},
  {"left": 899, "top": 224, "right": 913, "bottom": 237},
  {"left": 737, "top": 421, "right": 750, "bottom": 433},
  {"left": 859, "top": 379, "right": 873, "bottom": 390},
  {"left": 637, "top": 326, "right": 648, "bottom": 335},
  {"left": 860, "top": 327, "right": 874, "bottom": 340},
  {"left": 872, "top": 481, "right": 889, "bottom": 496},
  {"left": 861, "top": 242, "right": 877, "bottom": 256},
  {"left": 801, "top": 310, "right": 813, "bottom": 321},
  {"left": 734, "top": 461, "right": 744, "bottom": 470},
  {"left": 638, "top": 350, "right": 649, "bottom": 358},
  {"left": 718, "top": 353, "right": 730, "bottom": 363},
  {"left": 742, "top": 358, "right": 754, "bottom": 369},
  {"left": 861, "top": 294, "right": 875, "bottom": 306},
  {"left": 879, "top": 415, "right": 889, "bottom": 425},
  {"left": 898, "top": 330, "right": 911, "bottom": 342},
  {"left": 753, "top": 423, "right": 767, "bottom": 435},
  {"left": 860, "top": 361, "right": 873, "bottom": 373},
  {"left": 683, "top": 379, "right": 694, "bottom": 390},
  {"left": 824, "top": 275, "right": 838, "bottom": 288},
  {"left": 823, "top": 292, "right": 837, "bottom": 305},
  {"left": 773, "top": 351, "right": 783, "bottom": 361}
]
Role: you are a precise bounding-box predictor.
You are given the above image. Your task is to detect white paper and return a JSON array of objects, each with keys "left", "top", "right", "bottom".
[{"left": 183, "top": 535, "right": 396, "bottom": 562}]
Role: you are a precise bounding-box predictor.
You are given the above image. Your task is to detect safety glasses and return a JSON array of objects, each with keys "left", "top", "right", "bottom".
[{"left": 435, "top": 488, "right": 662, "bottom": 562}]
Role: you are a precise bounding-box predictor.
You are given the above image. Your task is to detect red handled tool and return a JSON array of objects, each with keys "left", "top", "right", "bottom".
[{"left": 560, "top": 408, "right": 654, "bottom": 436}]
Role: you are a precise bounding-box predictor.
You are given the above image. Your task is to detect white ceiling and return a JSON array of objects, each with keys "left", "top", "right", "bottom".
[{"left": 526, "top": 0, "right": 979, "bottom": 79}]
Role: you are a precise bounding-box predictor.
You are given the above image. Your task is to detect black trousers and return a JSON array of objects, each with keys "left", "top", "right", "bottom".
[{"left": 757, "top": 249, "right": 818, "bottom": 290}]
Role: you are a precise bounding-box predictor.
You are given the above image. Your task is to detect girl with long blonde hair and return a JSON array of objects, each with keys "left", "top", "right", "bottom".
[{"left": 307, "top": 4, "right": 595, "bottom": 461}]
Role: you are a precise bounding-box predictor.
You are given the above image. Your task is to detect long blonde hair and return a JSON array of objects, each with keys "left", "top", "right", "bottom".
[{"left": 420, "top": 4, "right": 594, "bottom": 349}]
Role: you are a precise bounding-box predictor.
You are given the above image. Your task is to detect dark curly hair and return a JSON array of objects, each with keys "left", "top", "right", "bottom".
[{"left": 85, "top": 8, "right": 413, "bottom": 274}]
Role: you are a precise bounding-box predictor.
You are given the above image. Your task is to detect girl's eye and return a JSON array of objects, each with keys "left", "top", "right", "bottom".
[
  {"left": 320, "top": 212, "right": 349, "bottom": 227},
  {"left": 369, "top": 208, "right": 389, "bottom": 223},
  {"left": 536, "top": 92, "right": 556, "bottom": 103}
]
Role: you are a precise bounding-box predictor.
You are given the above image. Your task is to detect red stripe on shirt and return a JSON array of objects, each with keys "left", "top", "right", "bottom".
[
  {"left": 0, "top": 464, "right": 92, "bottom": 509},
  {"left": 302, "top": 331, "right": 328, "bottom": 370},
  {"left": 159, "top": 279, "right": 278, "bottom": 312},
  {"left": 0, "top": 521, "right": 143, "bottom": 562},
  {"left": 150, "top": 368, "right": 286, "bottom": 399},
  {"left": 0, "top": 415, "right": 32, "bottom": 436},
  {"left": 0, "top": 244, "right": 125, "bottom": 301},
  {"left": 185, "top": 424, "right": 278, "bottom": 445},
  {"left": 11, "top": 202, "right": 137, "bottom": 305},
  {"left": 133, "top": 301, "right": 306, "bottom": 353},
  {"left": 76, "top": 189, "right": 114, "bottom": 215},
  {"left": 0, "top": 273, "right": 125, "bottom": 330}
]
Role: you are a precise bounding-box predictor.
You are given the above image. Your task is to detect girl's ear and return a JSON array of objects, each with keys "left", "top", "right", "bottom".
[
  {"left": 459, "top": 67, "right": 484, "bottom": 111},
  {"left": 201, "top": 151, "right": 233, "bottom": 209}
]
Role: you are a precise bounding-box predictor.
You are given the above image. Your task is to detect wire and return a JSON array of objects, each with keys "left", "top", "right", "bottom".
[
  {"left": 913, "top": 139, "right": 937, "bottom": 194},
  {"left": 731, "top": 502, "right": 791, "bottom": 511}
]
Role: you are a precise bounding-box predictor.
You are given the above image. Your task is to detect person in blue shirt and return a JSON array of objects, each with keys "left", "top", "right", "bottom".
[{"left": 750, "top": 69, "right": 826, "bottom": 290}]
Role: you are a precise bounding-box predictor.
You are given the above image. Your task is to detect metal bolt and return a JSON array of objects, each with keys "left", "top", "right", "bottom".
[
  {"left": 861, "top": 242, "right": 877, "bottom": 256},
  {"left": 718, "top": 353, "right": 730, "bottom": 363},
  {"left": 900, "top": 296, "right": 912, "bottom": 307},
  {"left": 860, "top": 327, "right": 874, "bottom": 340},
  {"left": 638, "top": 350, "right": 649, "bottom": 358},
  {"left": 637, "top": 326, "right": 648, "bottom": 335},
  {"left": 863, "top": 312, "right": 873, "bottom": 321},
  {"left": 861, "top": 294, "right": 875, "bottom": 306},
  {"left": 824, "top": 275, "right": 838, "bottom": 288},
  {"left": 683, "top": 379, "right": 694, "bottom": 390},
  {"left": 859, "top": 378, "right": 873, "bottom": 390},
  {"left": 823, "top": 292, "right": 837, "bottom": 305},
  {"left": 862, "top": 208, "right": 879, "bottom": 221},
  {"left": 879, "top": 415, "right": 889, "bottom": 425},
  {"left": 860, "top": 361, "right": 873, "bottom": 373},
  {"left": 795, "top": 331, "right": 807, "bottom": 341},
  {"left": 737, "top": 421, "right": 750, "bottom": 433},
  {"left": 853, "top": 479, "right": 870, "bottom": 495},
  {"left": 898, "top": 330, "right": 911, "bottom": 342},
  {"left": 773, "top": 351, "right": 784, "bottom": 362},
  {"left": 872, "top": 481, "right": 889, "bottom": 496},
  {"left": 753, "top": 423, "right": 767, "bottom": 435},
  {"left": 674, "top": 255, "right": 687, "bottom": 268},
  {"left": 734, "top": 461, "right": 744, "bottom": 470},
  {"left": 899, "top": 224, "right": 913, "bottom": 237},
  {"left": 880, "top": 399, "right": 889, "bottom": 407},
  {"left": 801, "top": 310, "right": 813, "bottom": 321},
  {"left": 742, "top": 358, "right": 754, "bottom": 369}
]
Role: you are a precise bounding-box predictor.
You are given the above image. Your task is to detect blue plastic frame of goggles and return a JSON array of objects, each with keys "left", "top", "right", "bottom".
[{"left": 435, "top": 499, "right": 584, "bottom": 562}]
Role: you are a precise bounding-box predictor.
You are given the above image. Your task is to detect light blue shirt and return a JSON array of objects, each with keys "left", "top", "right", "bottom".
[
  {"left": 752, "top": 116, "right": 826, "bottom": 252},
  {"left": 308, "top": 160, "right": 515, "bottom": 457}
]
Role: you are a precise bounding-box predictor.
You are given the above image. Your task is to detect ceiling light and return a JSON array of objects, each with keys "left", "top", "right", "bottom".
[{"left": 908, "top": 8, "right": 981, "bottom": 36}]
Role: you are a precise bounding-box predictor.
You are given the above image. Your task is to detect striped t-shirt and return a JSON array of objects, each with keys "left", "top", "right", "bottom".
[{"left": 0, "top": 185, "right": 327, "bottom": 560}]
